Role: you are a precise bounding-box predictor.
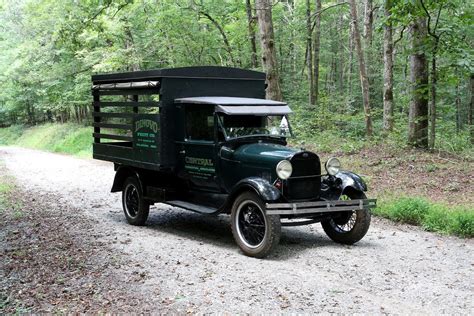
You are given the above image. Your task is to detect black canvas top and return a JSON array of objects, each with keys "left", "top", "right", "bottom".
[
  {"left": 174, "top": 96, "right": 286, "bottom": 106},
  {"left": 215, "top": 105, "right": 292, "bottom": 115},
  {"left": 175, "top": 96, "right": 292, "bottom": 115},
  {"left": 91, "top": 66, "right": 266, "bottom": 84}
]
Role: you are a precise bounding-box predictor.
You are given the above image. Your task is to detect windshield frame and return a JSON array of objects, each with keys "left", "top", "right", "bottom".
[{"left": 216, "top": 113, "right": 293, "bottom": 141}]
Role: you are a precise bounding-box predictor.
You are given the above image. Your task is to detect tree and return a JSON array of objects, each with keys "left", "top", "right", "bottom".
[
  {"left": 408, "top": 16, "right": 429, "bottom": 147},
  {"left": 245, "top": 0, "right": 258, "bottom": 69},
  {"left": 349, "top": 0, "right": 373, "bottom": 136},
  {"left": 383, "top": 0, "right": 394, "bottom": 133},
  {"left": 363, "top": 0, "right": 374, "bottom": 97},
  {"left": 470, "top": 74, "right": 474, "bottom": 143},
  {"left": 306, "top": 0, "right": 315, "bottom": 105},
  {"left": 420, "top": 0, "right": 444, "bottom": 149},
  {"left": 312, "top": 0, "right": 322, "bottom": 106},
  {"left": 256, "top": 0, "right": 283, "bottom": 101}
]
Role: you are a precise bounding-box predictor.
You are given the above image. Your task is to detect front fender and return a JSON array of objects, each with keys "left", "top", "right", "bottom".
[
  {"left": 337, "top": 171, "right": 367, "bottom": 193},
  {"left": 320, "top": 171, "right": 367, "bottom": 200},
  {"left": 227, "top": 177, "right": 281, "bottom": 204}
]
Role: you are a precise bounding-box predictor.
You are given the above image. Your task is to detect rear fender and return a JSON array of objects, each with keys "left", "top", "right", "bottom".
[{"left": 111, "top": 166, "right": 142, "bottom": 193}]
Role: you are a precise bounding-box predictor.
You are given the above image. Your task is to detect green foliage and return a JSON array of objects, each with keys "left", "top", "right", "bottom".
[
  {"left": 0, "top": 124, "right": 92, "bottom": 157},
  {"left": 375, "top": 197, "right": 474, "bottom": 238},
  {"left": 0, "top": 125, "right": 25, "bottom": 145},
  {"left": 0, "top": 165, "right": 15, "bottom": 216},
  {"left": 0, "top": 0, "right": 472, "bottom": 151}
]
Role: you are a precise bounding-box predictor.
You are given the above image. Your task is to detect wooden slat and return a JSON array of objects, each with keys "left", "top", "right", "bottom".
[
  {"left": 93, "top": 94, "right": 100, "bottom": 143},
  {"left": 92, "top": 123, "right": 132, "bottom": 130},
  {"left": 92, "top": 89, "right": 159, "bottom": 96},
  {"left": 93, "top": 133, "right": 133, "bottom": 142},
  {"left": 92, "top": 112, "right": 134, "bottom": 118},
  {"left": 93, "top": 101, "right": 161, "bottom": 107}
]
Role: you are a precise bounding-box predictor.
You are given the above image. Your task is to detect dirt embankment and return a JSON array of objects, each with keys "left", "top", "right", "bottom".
[
  {"left": 1, "top": 147, "right": 473, "bottom": 314},
  {"left": 338, "top": 146, "right": 474, "bottom": 206}
]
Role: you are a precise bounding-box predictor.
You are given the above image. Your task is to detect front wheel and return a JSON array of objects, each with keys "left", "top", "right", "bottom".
[
  {"left": 122, "top": 176, "right": 149, "bottom": 226},
  {"left": 231, "top": 192, "right": 281, "bottom": 258},
  {"left": 321, "top": 191, "right": 371, "bottom": 244}
]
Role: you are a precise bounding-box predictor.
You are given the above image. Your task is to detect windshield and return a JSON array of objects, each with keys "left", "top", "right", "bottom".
[{"left": 218, "top": 114, "right": 292, "bottom": 140}]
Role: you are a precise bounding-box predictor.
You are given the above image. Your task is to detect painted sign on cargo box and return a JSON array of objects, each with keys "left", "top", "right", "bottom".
[{"left": 133, "top": 115, "right": 160, "bottom": 164}]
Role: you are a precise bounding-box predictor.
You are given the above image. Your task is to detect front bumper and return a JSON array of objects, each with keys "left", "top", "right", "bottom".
[{"left": 265, "top": 199, "right": 377, "bottom": 215}]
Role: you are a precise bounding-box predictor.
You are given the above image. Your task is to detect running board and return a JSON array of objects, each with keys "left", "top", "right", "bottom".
[{"left": 165, "top": 200, "right": 218, "bottom": 214}]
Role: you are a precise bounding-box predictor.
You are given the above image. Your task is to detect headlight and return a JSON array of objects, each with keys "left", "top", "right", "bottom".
[
  {"left": 325, "top": 157, "right": 341, "bottom": 176},
  {"left": 276, "top": 160, "right": 292, "bottom": 179}
]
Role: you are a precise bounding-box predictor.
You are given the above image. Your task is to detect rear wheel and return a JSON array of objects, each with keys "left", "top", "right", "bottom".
[
  {"left": 231, "top": 192, "right": 281, "bottom": 258},
  {"left": 122, "top": 177, "right": 149, "bottom": 226},
  {"left": 321, "top": 191, "right": 371, "bottom": 244}
]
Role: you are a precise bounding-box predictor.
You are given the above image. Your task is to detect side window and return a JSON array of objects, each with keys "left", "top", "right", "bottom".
[{"left": 185, "top": 105, "right": 214, "bottom": 141}]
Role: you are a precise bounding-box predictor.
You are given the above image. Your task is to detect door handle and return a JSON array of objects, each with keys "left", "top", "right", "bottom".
[{"left": 179, "top": 150, "right": 186, "bottom": 154}]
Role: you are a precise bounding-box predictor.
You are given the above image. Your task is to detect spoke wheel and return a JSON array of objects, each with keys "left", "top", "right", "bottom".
[
  {"left": 122, "top": 177, "right": 149, "bottom": 226},
  {"left": 124, "top": 185, "right": 140, "bottom": 218},
  {"left": 321, "top": 191, "right": 371, "bottom": 245},
  {"left": 231, "top": 192, "right": 281, "bottom": 258},
  {"left": 236, "top": 201, "right": 267, "bottom": 248}
]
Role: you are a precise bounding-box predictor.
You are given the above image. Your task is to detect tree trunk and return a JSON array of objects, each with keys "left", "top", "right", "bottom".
[
  {"left": 363, "top": 0, "right": 373, "bottom": 46},
  {"left": 125, "top": 26, "right": 140, "bottom": 72},
  {"left": 349, "top": 0, "right": 373, "bottom": 136},
  {"left": 338, "top": 0, "right": 345, "bottom": 92},
  {"left": 245, "top": 0, "right": 258, "bottom": 68},
  {"left": 382, "top": 0, "right": 394, "bottom": 133},
  {"left": 312, "top": 0, "right": 322, "bottom": 106},
  {"left": 469, "top": 74, "right": 474, "bottom": 143},
  {"left": 456, "top": 79, "right": 461, "bottom": 132},
  {"left": 256, "top": 0, "right": 283, "bottom": 101},
  {"left": 363, "top": 0, "right": 373, "bottom": 99},
  {"left": 199, "top": 11, "right": 237, "bottom": 66},
  {"left": 306, "top": 0, "right": 315, "bottom": 105},
  {"left": 347, "top": 21, "right": 354, "bottom": 99},
  {"left": 428, "top": 47, "right": 437, "bottom": 149},
  {"left": 408, "top": 18, "right": 429, "bottom": 147}
]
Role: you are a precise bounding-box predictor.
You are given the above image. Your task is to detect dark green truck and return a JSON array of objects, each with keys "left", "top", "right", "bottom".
[{"left": 91, "top": 66, "right": 376, "bottom": 258}]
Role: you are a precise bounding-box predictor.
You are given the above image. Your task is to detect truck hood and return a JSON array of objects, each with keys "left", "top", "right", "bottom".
[{"left": 232, "top": 142, "right": 299, "bottom": 165}]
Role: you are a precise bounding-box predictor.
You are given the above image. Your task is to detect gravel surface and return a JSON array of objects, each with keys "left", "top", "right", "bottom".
[{"left": 1, "top": 146, "right": 473, "bottom": 314}]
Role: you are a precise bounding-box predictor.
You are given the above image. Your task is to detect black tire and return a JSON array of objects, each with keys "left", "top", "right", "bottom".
[
  {"left": 122, "top": 176, "right": 149, "bottom": 226},
  {"left": 230, "top": 192, "right": 281, "bottom": 258},
  {"left": 321, "top": 191, "right": 371, "bottom": 244}
]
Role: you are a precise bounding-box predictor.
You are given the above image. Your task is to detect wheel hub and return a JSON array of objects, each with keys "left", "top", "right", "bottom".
[{"left": 236, "top": 201, "right": 267, "bottom": 249}]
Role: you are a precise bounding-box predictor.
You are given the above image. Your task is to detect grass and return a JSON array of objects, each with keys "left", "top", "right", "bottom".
[
  {"left": 0, "top": 123, "right": 92, "bottom": 157},
  {"left": 0, "top": 161, "right": 23, "bottom": 218},
  {"left": 375, "top": 197, "right": 474, "bottom": 238}
]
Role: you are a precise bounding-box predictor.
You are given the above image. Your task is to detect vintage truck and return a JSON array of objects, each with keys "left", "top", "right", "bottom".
[{"left": 91, "top": 66, "right": 376, "bottom": 258}]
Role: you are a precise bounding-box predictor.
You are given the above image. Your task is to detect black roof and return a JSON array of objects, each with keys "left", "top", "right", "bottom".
[
  {"left": 175, "top": 97, "right": 291, "bottom": 115},
  {"left": 91, "top": 66, "right": 266, "bottom": 84},
  {"left": 174, "top": 96, "right": 286, "bottom": 106}
]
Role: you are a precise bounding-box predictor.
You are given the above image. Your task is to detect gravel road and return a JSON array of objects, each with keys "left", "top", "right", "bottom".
[{"left": 1, "top": 146, "right": 473, "bottom": 314}]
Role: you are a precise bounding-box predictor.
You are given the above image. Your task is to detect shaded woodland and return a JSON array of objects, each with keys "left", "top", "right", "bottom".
[{"left": 0, "top": 0, "right": 472, "bottom": 151}]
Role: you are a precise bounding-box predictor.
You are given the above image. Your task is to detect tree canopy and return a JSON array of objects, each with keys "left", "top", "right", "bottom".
[{"left": 0, "top": 0, "right": 472, "bottom": 151}]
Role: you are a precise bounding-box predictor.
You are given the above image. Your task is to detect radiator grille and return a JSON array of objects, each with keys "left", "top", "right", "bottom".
[{"left": 284, "top": 152, "right": 321, "bottom": 200}]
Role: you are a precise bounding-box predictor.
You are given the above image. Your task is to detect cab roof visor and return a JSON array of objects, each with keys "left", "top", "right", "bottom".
[{"left": 215, "top": 105, "right": 292, "bottom": 115}]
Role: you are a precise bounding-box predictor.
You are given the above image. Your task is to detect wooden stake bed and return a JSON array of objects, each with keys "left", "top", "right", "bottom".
[{"left": 91, "top": 66, "right": 266, "bottom": 171}]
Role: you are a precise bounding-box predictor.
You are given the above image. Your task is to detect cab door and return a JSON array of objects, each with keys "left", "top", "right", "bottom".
[{"left": 177, "top": 104, "right": 219, "bottom": 191}]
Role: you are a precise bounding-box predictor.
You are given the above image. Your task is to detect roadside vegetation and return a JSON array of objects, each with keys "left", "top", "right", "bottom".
[
  {"left": 0, "top": 162, "right": 22, "bottom": 219},
  {"left": 0, "top": 124, "right": 91, "bottom": 158},
  {"left": 376, "top": 198, "right": 473, "bottom": 238}
]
